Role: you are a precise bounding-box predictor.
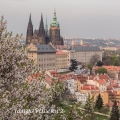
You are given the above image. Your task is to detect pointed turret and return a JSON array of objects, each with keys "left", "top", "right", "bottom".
[
  {"left": 27, "top": 13, "right": 33, "bottom": 36},
  {"left": 26, "top": 13, "right": 33, "bottom": 44},
  {"left": 29, "top": 13, "right": 32, "bottom": 24},
  {"left": 45, "top": 17, "right": 48, "bottom": 31},
  {"left": 45, "top": 17, "right": 48, "bottom": 36},
  {"left": 50, "top": 9, "right": 59, "bottom": 27},
  {"left": 33, "top": 29, "right": 37, "bottom": 35},
  {"left": 53, "top": 9, "right": 57, "bottom": 21},
  {"left": 39, "top": 13, "right": 45, "bottom": 36}
]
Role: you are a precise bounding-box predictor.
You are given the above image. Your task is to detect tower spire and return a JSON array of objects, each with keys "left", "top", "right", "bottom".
[
  {"left": 29, "top": 13, "right": 32, "bottom": 24},
  {"left": 50, "top": 9, "right": 59, "bottom": 27},
  {"left": 45, "top": 17, "right": 48, "bottom": 31},
  {"left": 26, "top": 13, "right": 33, "bottom": 44},
  {"left": 54, "top": 8, "right": 56, "bottom": 15},
  {"left": 39, "top": 13, "right": 45, "bottom": 36}
]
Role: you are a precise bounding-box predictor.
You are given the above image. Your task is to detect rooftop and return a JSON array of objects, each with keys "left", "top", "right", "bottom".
[{"left": 69, "top": 46, "right": 101, "bottom": 52}]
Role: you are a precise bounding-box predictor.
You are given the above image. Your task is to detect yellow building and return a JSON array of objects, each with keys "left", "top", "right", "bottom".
[
  {"left": 108, "top": 90, "right": 120, "bottom": 102},
  {"left": 90, "top": 92, "right": 108, "bottom": 105},
  {"left": 27, "top": 43, "right": 56, "bottom": 70},
  {"left": 56, "top": 50, "right": 70, "bottom": 69}
]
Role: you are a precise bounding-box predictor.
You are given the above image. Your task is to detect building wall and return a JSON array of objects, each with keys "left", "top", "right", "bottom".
[
  {"left": 28, "top": 52, "right": 37, "bottom": 64},
  {"left": 75, "top": 92, "right": 89, "bottom": 104},
  {"left": 27, "top": 43, "right": 38, "bottom": 64},
  {"left": 37, "top": 53, "right": 56, "bottom": 70},
  {"left": 74, "top": 79, "right": 83, "bottom": 92},
  {"left": 56, "top": 50, "right": 70, "bottom": 69},
  {"left": 62, "top": 50, "right": 70, "bottom": 67},
  {"left": 70, "top": 51, "right": 102, "bottom": 64},
  {"left": 67, "top": 79, "right": 75, "bottom": 94},
  {"left": 90, "top": 92, "right": 108, "bottom": 105},
  {"left": 101, "top": 46, "right": 118, "bottom": 51},
  {"left": 56, "top": 54, "right": 68, "bottom": 69},
  {"left": 27, "top": 43, "right": 56, "bottom": 70},
  {"left": 87, "top": 80, "right": 100, "bottom": 88},
  {"left": 99, "top": 84, "right": 106, "bottom": 92}
]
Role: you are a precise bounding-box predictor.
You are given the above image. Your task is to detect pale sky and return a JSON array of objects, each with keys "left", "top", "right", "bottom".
[{"left": 0, "top": 0, "right": 120, "bottom": 39}]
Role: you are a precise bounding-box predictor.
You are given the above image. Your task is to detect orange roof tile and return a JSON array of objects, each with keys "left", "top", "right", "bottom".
[
  {"left": 96, "top": 80, "right": 106, "bottom": 85},
  {"left": 82, "top": 85, "right": 99, "bottom": 90},
  {"left": 56, "top": 50, "right": 67, "bottom": 55}
]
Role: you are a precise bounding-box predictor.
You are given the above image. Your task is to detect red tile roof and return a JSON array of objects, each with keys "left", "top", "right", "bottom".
[
  {"left": 56, "top": 50, "right": 67, "bottom": 55},
  {"left": 82, "top": 85, "right": 99, "bottom": 90},
  {"left": 96, "top": 80, "right": 106, "bottom": 85},
  {"left": 97, "top": 74, "right": 109, "bottom": 79}
]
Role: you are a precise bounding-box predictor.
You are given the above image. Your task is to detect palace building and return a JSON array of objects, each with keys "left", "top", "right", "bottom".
[{"left": 26, "top": 10, "right": 64, "bottom": 46}]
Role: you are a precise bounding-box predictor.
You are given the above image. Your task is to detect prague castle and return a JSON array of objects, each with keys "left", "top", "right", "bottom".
[{"left": 26, "top": 10, "right": 64, "bottom": 46}]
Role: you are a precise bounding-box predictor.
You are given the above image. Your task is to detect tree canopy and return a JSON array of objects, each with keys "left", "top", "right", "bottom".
[
  {"left": 110, "top": 100, "right": 119, "bottom": 120},
  {"left": 96, "top": 61, "right": 103, "bottom": 67},
  {"left": 90, "top": 54, "right": 100, "bottom": 65},
  {"left": 95, "top": 94, "right": 103, "bottom": 111},
  {"left": 69, "top": 59, "right": 78, "bottom": 71},
  {"left": 95, "top": 68, "right": 107, "bottom": 74}
]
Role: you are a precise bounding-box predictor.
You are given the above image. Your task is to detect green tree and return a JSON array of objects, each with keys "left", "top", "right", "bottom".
[
  {"left": 95, "top": 68, "right": 107, "bottom": 74},
  {"left": 90, "top": 54, "right": 100, "bottom": 65},
  {"left": 97, "top": 61, "right": 103, "bottom": 66},
  {"left": 111, "top": 56, "right": 119, "bottom": 66},
  {"left": 83, "top": 95, "right": 96, "bottom": 120},
  {"left": 95, "top": 94, "right": 103, "bottom": 111},
  {"left": 87, "top": 64, "right": 93, "bottom": 74},
  {"left": 110, "top": 100, "right": 119, "bottom": 120},
  {"left": 69, "top": 59, "right": 78, "bottom": 71}
]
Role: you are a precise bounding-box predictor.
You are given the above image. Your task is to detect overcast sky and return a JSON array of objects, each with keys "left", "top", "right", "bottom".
[{"left": 0, "top": 0, "right": 120, "bottom": 39}]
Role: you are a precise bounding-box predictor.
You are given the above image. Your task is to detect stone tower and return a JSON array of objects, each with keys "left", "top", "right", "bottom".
[
  {"left": 38, "top": 14, "right": 46, "bottom": 44},
  {"left": 45, "top": 17, "right": 50, "bottom": 44},
  {"left": 49, "top": 10, "right": 64, "bottom": 45},
  {"left": 26, "top": 13, "right": 33, "bottom": 44},
  {"left": 26, "top": 10, "right": 64, "bottom": 45}
]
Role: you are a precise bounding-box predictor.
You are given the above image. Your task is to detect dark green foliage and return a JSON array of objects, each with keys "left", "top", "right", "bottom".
[
  {"left": 102, "top": 55, "right": 120, "bottom": 66},
  {"left": 83, "top": 96, "right": 96, "bottom": 120},
  {"left": 87, "top": 64, "right": 93, "bottom": 74},
  {"left": 95, "top": 68, "right": 107, "bottom": 74},
  {"left": 95, "top": 94, "right": 103, "bottom": 110},
  {"left": 110, "top": 100, "right": 119, "bottom": 120},
  {"left": 69, "top": 59, "right": 78, "bottom": 71},
  {"left": 102, "top": 56, "right": 111, "bottom": 66},
  {"left": 84, "top": 97, "right": 93, "bottom": 113},
  {"left": 97, "top": 61, "right": 103, "bottom": 66}
]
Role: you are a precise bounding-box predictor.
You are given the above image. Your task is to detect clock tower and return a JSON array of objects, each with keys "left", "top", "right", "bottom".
[{"left": 49, "top": 10, "right": 64, "bottom": 45}]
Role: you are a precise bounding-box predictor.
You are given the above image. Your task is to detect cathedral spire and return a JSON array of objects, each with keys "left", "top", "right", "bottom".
[
  {"left": 53, "top": 9, "right": 57, "bottom": 21},
  {"left": 39, "top": 13, "right": 45, "bottom": 36},
  {"left": 45, "top": 17, "right": 48, "bottom": 31},
  {"left": 27, "top": 13, "right": 33, "bottom": 33},
  {"left": 29, "top": 13, "right": 32, "bottom": 24},
  {"left": 26, "top": 13, "right": 33, "bottom": 44},
  {"left": 50, "top": 9, "right": 59, "bottom": 27}
]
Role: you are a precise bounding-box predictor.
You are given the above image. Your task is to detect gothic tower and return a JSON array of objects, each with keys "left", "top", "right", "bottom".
[
  {"left": 38, "top": 14, "right": 46, "bottom": 44},
  {"left": 26, "top": 10, "right": 64, "bottom": 45},
  {"left": 26, "top": 13, "right": 33, "bottom": 44},
  {"left": 49, "top": 10, "right": 64, "bottom": 45},
  {"left": 45, "top": 17, "right": 49, "bottom": 44}
]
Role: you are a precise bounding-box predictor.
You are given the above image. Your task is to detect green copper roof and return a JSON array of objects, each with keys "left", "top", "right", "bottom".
[
  {"left": 45, "top": 17, "right": 48, "bottom": 31},
  {"left": 50, "top": 9, "right": 59, "bottom": 27}
]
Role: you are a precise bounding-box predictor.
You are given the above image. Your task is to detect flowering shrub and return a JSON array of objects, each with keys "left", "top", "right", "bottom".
[{"left": 0, "top": 16, "right": 87, "bottom": 120}]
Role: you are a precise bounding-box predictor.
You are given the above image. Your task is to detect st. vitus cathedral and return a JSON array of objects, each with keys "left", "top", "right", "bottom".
[{"left": 26, "top": 10, "right": 64, "bottom": 45}]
